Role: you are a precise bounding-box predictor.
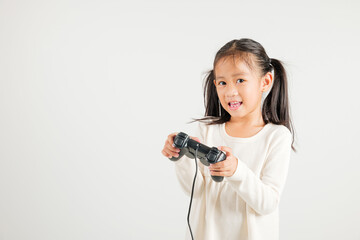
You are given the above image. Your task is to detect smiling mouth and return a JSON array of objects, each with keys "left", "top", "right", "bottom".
[{"left": 228, "top": 101, "right": 242, "bottom": 110}]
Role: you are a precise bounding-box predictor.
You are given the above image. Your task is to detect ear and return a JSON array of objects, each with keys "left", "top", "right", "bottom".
[
  {"left": 261, "top": 72, "right": 273, "bottom": 92},
  {"left": 213, "top": 79, "right": 217, "bottom": 87}
]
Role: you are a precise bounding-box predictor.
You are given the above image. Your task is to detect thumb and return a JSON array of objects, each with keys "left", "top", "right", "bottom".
[{"left": 219, "top": 146, "right": 233, "bottom": 156}]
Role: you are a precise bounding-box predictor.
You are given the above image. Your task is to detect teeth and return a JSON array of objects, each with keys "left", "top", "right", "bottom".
[{"left": 229, "top": 101, "right": 241, "bottom": 105}]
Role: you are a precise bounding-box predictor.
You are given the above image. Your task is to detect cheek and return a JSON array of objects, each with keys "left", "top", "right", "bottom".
[
  {"left": 243, "top": 87, "right": 262, "bottom": 103},
  {"left": 216, "top": 88, "right": 224, "bottom": 100},
  {"left": 216, "top": 90, "right": 227, "bottom": 106}
]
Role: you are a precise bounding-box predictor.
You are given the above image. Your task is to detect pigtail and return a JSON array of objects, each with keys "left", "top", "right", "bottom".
[
  {"left": 262, "top": 58, "right": 288, "bottom": 125},
  {"left": 203, "top": 70, "right": 218, "bottom": 117},
  {"left": 263, "top": 58, "right": 296, "bottom": 152}
]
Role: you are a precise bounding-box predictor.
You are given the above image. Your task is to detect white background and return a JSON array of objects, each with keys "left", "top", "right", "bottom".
[{"left": 1, "top": 0, "right": 360, "bottom": 239}]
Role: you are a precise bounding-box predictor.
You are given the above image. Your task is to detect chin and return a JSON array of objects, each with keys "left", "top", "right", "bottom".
[{"left": 225, "top": 109, "right": 246, "bottom": 118}]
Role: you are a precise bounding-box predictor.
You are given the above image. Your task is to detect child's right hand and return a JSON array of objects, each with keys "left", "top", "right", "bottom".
[{"left": 161, "top": 132, "right": 200, "bottom": 159}]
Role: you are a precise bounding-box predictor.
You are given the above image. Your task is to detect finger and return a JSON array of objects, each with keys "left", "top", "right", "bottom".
[
  {"left": 162, "top": 149, "right": 172, "bottom": 158},
  {"left": 209, "top": 155, "right": 236, "bottom": 169},
  {"left": 210, "top": 163, "right": 232, "bottom": 171},
  {"left": 167, "top": 132, "right": 178, "bottom": 146},
  {"left": 162, "top": 148, "right": 179, "bottom": 158},
  {"left": 165, "top": 147, "right": 180, "bottom": 157},
  {"left": 165, "top": 141, "right": 180, "bottom": 153},
  {"left": 209, "top": 169, "right": 231, "bottom": 176},
  {"left": 209, "top": 162, "right": 225, "bottom": 170},
  {"left": 166, "top": 133, "right": 179, "bottom": 150},
  {"left": 219, "top": 146, "right": 233, "bottom": 156},
  {"left": 210, "top": 171, "right": 224, "bottom": 176},
  {"left": 210, "top": 171, "right": 221, "bottom": 176},
  {"left": 166, "top": 140, "right": 180, "bottom": 153},
  {"left": 164, "top": 144, "right": 180, "bottom": 156}
]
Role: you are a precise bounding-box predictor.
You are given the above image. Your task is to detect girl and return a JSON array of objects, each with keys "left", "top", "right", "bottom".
[{"left": 161, "top": 38, "right": 296, "bottom": 240}]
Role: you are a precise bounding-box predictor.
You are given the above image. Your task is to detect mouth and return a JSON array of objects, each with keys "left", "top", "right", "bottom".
[{"left": 228, "top": 101, "right": 242, "bottom": 110}]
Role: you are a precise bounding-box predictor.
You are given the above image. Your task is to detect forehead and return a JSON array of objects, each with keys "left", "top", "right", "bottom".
[{"left": 214, "top": 56, "right": 256, "bottom": 78}]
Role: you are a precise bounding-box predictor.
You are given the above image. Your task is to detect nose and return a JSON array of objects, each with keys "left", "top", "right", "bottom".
[{"left": 225, "top": 84, "right": 239, "bottom": 98}]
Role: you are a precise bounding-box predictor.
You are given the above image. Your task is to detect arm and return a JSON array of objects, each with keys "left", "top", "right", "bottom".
[
  {"left": 226, "top": 129, "right": 292, "bottom": 215},
  {"left": 174, "top": 154, "right": 205, "bottom": 198}
]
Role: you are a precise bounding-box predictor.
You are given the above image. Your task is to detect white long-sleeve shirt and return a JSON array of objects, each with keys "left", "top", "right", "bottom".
[{"left": 174, "top": 120, "right": 292, "bottom": 240}]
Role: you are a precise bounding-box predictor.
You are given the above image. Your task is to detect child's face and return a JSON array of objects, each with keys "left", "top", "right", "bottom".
[{"left": 213, "top": 56, "right": 272, "bottom": 121}]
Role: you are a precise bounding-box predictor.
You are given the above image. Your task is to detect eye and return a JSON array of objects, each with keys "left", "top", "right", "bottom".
[
  {"left": 237, "top": 79, "right": 245, "bottom": 83},
  {"left": 218, "top": 81, "right": 226, "bottom": 86}
]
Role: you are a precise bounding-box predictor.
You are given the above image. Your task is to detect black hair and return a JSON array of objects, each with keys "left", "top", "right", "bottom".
[{"left": 191, "top": 38, "right": 297, "bottom": 152}]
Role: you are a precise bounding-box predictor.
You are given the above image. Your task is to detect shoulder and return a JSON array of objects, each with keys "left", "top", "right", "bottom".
[
  {"left": 266, "top": 123, "right": 292, "bottom": 145},
  {"left": 196, "top": 119, "right": 221, "bottom": 141},
  {"left": 196, "top": 118, "right": 219, "bottom": 130},
  {"left": 263, "top": 124, "right": 293, "bottom": 162},
  {"left": 197, "top": 119, "right": 213, "bottom": 131}
]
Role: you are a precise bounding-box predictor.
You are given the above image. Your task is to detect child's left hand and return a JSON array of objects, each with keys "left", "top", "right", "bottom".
[{"left": 209, "top": 146, "right": 238, "bottom": 177}]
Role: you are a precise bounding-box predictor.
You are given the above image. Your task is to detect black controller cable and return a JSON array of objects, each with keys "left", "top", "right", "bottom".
[{"left": 187, "top": 145, "right": 199, "bottom": 240}]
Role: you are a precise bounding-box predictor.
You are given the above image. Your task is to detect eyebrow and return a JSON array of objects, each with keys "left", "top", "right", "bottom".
[{"left": 215, "top": 72, "right": 248, "bottom": 79}]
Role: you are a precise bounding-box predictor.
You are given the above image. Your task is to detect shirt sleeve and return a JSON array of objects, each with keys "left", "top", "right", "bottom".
[
  {"left": 173, "top": 121, "right": 207, "bottom": 198},
  {"left": 226, "top": 128, "right": 292, "bottom": 215}
]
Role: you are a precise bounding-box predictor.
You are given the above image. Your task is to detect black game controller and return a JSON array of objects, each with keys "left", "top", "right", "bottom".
[{"left": 169, "top": 132, "right": 227, "bottom": 182}]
